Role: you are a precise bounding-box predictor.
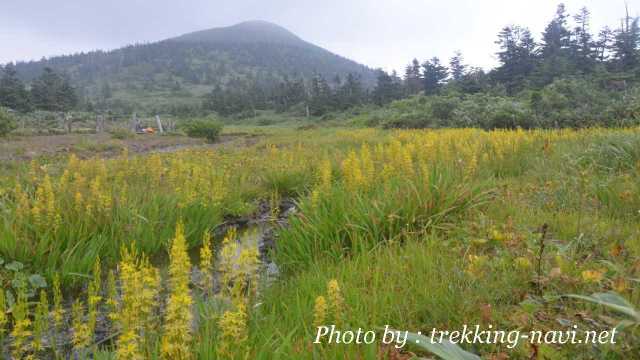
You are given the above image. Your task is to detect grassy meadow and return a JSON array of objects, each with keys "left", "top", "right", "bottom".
[{"left": 0, "top": 127, "right": 639, "bottom": 359}]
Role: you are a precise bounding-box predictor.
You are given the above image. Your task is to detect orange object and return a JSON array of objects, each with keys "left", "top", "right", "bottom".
[{"left": 144, "top": 127, "right": 155, "bottom": 134}]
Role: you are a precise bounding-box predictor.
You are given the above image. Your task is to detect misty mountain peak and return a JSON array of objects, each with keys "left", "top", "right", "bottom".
[{"left": 171, "top": 20, "right": 303, "bottom": 45}]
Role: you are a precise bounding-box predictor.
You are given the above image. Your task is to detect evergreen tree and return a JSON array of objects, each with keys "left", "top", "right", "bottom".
[
  {"left": 458, "top": 67, "right": 489, "bottom": 94},
  {"left": 494, "top": 25, "right": 538, "bottom": 93},
  {"left": 30, "top": 67, "right": 77, "bottom": 112},
  {"left": 101, "top": 81, "right": 113, "bottom": 100},
  {"left": 58, "top": 76, "right": 78, "bottom": 112},
  {"left": 0, "top": 64, "right": 31, "bottom": 112},
  {"left": 422, "top": 57, "right": 448, "bottom": 95},
  {"left": 541, "top": 4, "right": 572, "bottom": 58},
  {"left": 273, "top": 76, "right": 307, "bottom": 112},
  {"left": 372, "top": 69, "right": 403, "bottom": 105},
  {"left": 308, "top": 74, "right": 333, "bottom": 115},
  {"left": 612, "top": 7, "right": 640, "bottom": 71},
  {"left": 404, "top": 59, "right": 423, "bottom": 95},
  {"left": 595, "top": 26, "right": 615, "bottom": 62},
  {"left": 571, "top": 7, "right": 596, "bottom": 73},
  {"left": 338, "top": 73, "right": 365, "bottom": 109},
  {"left": 537, "top": 4, "right": 574, "bottom": 84},
  {"left": 449, "top": 51, "right": 467, "bottom": 81}
]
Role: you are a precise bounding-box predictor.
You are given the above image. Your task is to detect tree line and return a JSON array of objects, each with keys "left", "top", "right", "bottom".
[
  {"left": 372, "top": 4, "right": 639, "bottom": 102},
  {"left": 202, "top": 3, "right": 640, "bottom": 120},
  {"left": 1, "top": 3, "right": 639, "bottom": 126},
  {"left": 0, "top": 66, "right": 77, "bottom": 113}
]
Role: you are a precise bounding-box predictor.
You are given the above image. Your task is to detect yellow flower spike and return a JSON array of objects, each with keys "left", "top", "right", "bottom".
[
  {"left": 11, "top": 289, "right": 32, "bottom": 359},
  {"left": 318, "top": 158, "right": 332, "bottom": 189},
  {"left": 515, "top": 257, "right": 532, "bottom": 270},
  {"left": 200, "top": 230, "right": 214, "bottom": 296},
  {"left": 42, "top": 174, "right": 60, "bottom": 230},
  {"left": 327, "top": 279, "right": 345, "bottom": 326},
  {"left": 235, "top": 246, "right": 260, "bottom": 303},
  {"left": 491, "top": 228, "right": 505, "bottom": 242},
  {"left": 52, "top": 274, "right": 64, "bottom": 329},
  {"left": 219, "top": 229, "right": 239, "bottom": 297},
  {"left": 0, "top": 290, "right": 7, "bottom": 338},
  {"left": 217, "top": 303, "right": 248, "bottom": 357},
  {"left": 313, "top": 296, "right": 328, "bottom": 328},
  {"left": 106, "top": 270, "right": 119, "bottom": 323},
  {"left": 360, "top": 143, "right": 375, "bottom": 187},
  {"left": 140, "top": 260, "right": 161, "bottom": 341},
  {"left": 33, "top": 290, "right": 49, "bottom": 352},
  {"left": 613, "top": 277, "right": 628, "bottom": 293},
  {"left": 310, "top": 188, "right": 321, "bottom": 208},
  {"left": 72, "top": 299, "right": 91, "bottom": 350},
  {"left": 116, "top": 329, "right": 143, "bottom": 360},
  {"left": 401, "top": 146, "right": 414, "bottom": 176},
  {"left": 87, "top": 257, "right": 102, "bottom": 342},
  {"left": 342, "top": 150, "right": 364, "bottom": 191},
  {"left": 74, "top": 191, "right": 84, "bottom": 214},
  {"left": 14, "top": 183, "right": 30, "bottom": 226},
  {"left": 161, "top": 221, "right": 194, "bottom": 360},
  {"left": 115, "top": 247, "right": 145, "bottom": 360},
  {"left": 465, "top": 255, "right": 489, "bottom": 278}
]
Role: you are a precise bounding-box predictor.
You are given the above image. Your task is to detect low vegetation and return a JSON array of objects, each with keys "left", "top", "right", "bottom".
[
  {"left": 0, "top": 127, "right": 638, "bottom": 358},
  {"left": 182, "top": 117, "right": 223, "bottom": 143},
  {"left": 0, "top": 107, "right": 16, "bottom": 137}
]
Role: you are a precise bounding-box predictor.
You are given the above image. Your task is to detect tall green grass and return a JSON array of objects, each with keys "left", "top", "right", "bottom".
[{"left": 276, "top": 167, "right": 493, "bottom": 273}]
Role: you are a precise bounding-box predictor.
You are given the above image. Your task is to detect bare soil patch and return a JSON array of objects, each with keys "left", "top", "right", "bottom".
[{"left": 0, "top": 133, "right": 261, "bottom": 161}]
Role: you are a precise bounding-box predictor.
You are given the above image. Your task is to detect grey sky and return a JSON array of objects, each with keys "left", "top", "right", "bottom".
[{"left": 0, "top": 0, "right": 635, "bottom": 72}]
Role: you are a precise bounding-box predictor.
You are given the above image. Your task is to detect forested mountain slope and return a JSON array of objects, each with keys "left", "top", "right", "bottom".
[{"left": 9, "top": 21, "right": 376, "bottom": 114}]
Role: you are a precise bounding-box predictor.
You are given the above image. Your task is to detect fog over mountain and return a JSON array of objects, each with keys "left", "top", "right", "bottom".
[{"left": 1, "top": 0, "right": 628, "bottom": 71}]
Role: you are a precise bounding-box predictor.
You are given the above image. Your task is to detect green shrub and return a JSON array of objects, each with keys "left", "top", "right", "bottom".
[
  {"left": 485, "top": 98, "right": 533, "bottom": 129},
  {"left": 109, "top": 127, "right": 134, "bottom": 139},
  {"left": 382, "top": 113, "right": 432, "bottom": 129},
  {"left": 0, "top": 107, "right": 17, "bottom": 137},
  {"left": 532, "top": 78, "right": 610, "bottom": 128},
  {"left": 182, "top": 117, "right": 223, "bottom": 143}
]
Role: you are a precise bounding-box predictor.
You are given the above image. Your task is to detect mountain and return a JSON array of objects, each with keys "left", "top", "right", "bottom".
[
  {"left": 10, "top": 21, "right": 376, "bottom": 115},
  {"left": 172, "top": 20, "right": 305, "bottom": 45}
]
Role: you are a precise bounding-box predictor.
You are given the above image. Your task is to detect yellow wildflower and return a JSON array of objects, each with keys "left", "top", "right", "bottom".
[
  {"left": 217, "top": 303, "right": 248, "bottom": 357},
  {"left": 52, "top": 274, "right": 64, "bottom": 329},
  {"left": 0, "top": 290, "right": 6, "bottom": 337},
  {"left": 327, "top": 279, "right": 344, "bottom": 326},
  {"left": 33, "top": 290, "right": 49, "bottom": 352},
  {"left": 515, "top": 257, "right": 532, "bottom": 270},
  {"left": 72, "top": 299, "right": 91, "bottom": 350},
  {"left": 313, "top": 296, "right": 327, "bottom": 328},
  {"left": 581, "top": 269, "right": 605, "bottom": 283},
  {"left": 161, "top": 221, "right": 194, "bottom": 360},
  {"left": 11, "top": 291, "right": 32, "bottom": 359},
  {"left": 466, "top": 255, "right": 488, "bottom": 278}
]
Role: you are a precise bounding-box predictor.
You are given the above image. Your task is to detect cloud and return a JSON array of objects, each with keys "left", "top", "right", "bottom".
[{"left": 0, "top": 0, "right": 633, "bottom": 72}]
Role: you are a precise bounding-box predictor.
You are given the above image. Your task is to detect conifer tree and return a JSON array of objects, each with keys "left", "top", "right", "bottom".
[
  {"left": 0, "top": 64, "right": 31, "bottom": 112},
  {"left": 422, "top": 57, "right": 448, "bottom": 95}
]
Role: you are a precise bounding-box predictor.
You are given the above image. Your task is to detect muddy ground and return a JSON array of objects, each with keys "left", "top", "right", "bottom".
[{"left": 0, "top": 132, "right": 262, "bottom": 162}]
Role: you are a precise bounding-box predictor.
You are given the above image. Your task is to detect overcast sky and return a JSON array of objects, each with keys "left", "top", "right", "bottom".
[{"left": 0, "top": 0, "right": 635, "bottom": 72}]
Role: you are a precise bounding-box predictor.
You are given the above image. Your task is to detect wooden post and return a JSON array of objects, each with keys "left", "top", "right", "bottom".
[
  {"left": 155, "top": 115, "right": 164, "bottom": 134},
  {"left": 131, "top": 112, "right": 137, "bottom": 133},
  {"left": 96, "top": 115, "right": 105, "bottom": 133},
  {"left": 64, "top": 113, "right": 72, "bottom": 134}
]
